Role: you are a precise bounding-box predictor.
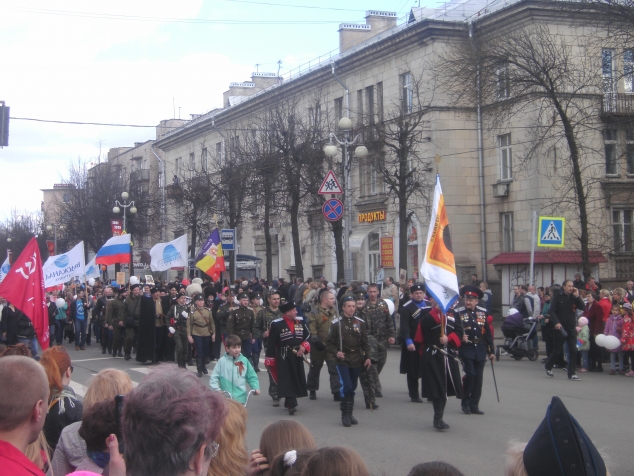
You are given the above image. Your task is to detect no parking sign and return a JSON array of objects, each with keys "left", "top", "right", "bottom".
[{"left": 322, "top": 199, "right": 344, "bottom": 221}]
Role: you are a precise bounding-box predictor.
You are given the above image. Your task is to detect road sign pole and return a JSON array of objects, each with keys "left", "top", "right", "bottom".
[{"left": 529, "top": 210, "right": 536, "bottom": 286}]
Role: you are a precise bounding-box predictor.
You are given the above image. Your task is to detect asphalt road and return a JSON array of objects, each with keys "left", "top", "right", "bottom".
[{"left": 65, "top": 341, "right": 634, "bottom": 476}]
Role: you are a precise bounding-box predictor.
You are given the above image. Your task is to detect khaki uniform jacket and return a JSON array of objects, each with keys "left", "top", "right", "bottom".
[
  {"left": 253, "top": 307, "right": 282, "bottom": 341},
  {"left": 326, "top": 314, "right": 371, "bottom": 368},
  {"left": 216, "top": 302, "right": 236, "bottom": 335},
  {"left": 123, "top": 296, "right": 142, "bottom": 326},
  {"left": 307, "top": 305, "right": 337, "bottom": 344},
  {"left": 187, "top": 307, "right": 215, "bottom": 337},
  {"left": 362, "top": 300, "right": 395, "bottom": 345},
  {"left": 105, "top": 298, "right": 126, "bottom": 327},
  {"left": 227, "top": 306, "right": 255, "bottom": 341}
]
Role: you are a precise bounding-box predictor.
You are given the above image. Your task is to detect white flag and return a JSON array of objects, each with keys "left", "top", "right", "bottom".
[
  {"left": 85, "top": 257, "right": 101, "bottom": 280},
  {"left": 43, "top": 241, "right": 86, "bottom": 288},
  {"left": 150, "top": 234, "right": 188, "bottom": 271},
  {"left": 0, "top": 256, "right": 10, "bottom": 283},
  {"left": 421, "top": 175, "right": 459, "bottom": 312}
]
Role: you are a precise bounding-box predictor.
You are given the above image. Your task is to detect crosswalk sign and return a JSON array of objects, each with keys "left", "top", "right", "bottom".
[{"left": 537, "top": 216, "right": 565, "bottom": 247}]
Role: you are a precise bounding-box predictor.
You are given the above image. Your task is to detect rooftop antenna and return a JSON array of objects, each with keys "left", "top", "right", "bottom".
[
  {"left": 178, "top": 107, "right": 181, "bottom": 119},
  {"left": 277, "top": 60, "right": 282, "bottom": 77},
  {"left": 255, "top": 63, "right": 260, "bottom": 72}
]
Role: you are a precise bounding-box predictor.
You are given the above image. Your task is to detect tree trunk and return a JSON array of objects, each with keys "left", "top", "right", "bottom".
[
  {"left": 330, "top": 218, "right": 345, "bottom": 281},
  {"left": 263, "top": 185, "right": 273, "bottom": 282},
  {"left": 190, "top": 214, "right": 198, "bottom": 279},
  {"left": 290, "top": 196, "right": 303, "bottom": 279},
  {"left": 398, "top": 136, "right": 410, "bottom": 274}
]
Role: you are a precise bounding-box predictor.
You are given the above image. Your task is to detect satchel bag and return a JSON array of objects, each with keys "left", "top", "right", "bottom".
[{"left": 125, "top": 298, "right": 140, "bottom": 328}]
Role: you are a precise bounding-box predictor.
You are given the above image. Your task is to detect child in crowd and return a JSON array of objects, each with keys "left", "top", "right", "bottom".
[
  {"left": 620, "top": 302, "right": 634, "bottom": 376},
  {"left": 576, "top": 316, "right": 590, "bottom": 373},
  {"left": 604, "top": 303, "right": 624, "bottom": 375},
  {"left": 210, "top": 334, "right": 260, "bottom": 404}
]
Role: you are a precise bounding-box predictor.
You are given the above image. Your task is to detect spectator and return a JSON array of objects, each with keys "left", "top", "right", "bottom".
[
  {"left": 269, "top": 449, "right": 316, "bottom": 476},
  {"left": 207, "top": 398, "right": 249, "bottom": 476},
  {"left": 605, "top": 302, "right": 625, "bottom": 375},
  {"left": 76, "top": 400, "right": 117, "bottom": 474},
  {"left": 300, "top": 447, "right": 369, "bottom": 476},
  {"left": 584, "top": 292, "right": 605, "bottom": 372},
  {"left": 40, "top": 346, "right": 83, "bottom": 450},
  {"left": 407, "top": 462, "right": 465, "bottom": 476},
  {"left": 479, "top": 282, "right": 492, "bottom": 315},
  {"left": 1, "top": 301, "right": 20, "bottom": 345},
  {"left": 517, "top": 285, "right": 534, "bottom": 320},
  {"left": 620, "top": 303, "right": 634, "bottom": 376},
  {"left": 598, "top": 289, "right": 612, "bottom": 321},
  {"left": 585, "top": 276, "right": 599, "bottom": 293},
  {"left": 0, "top": 355, "right": 50, "bottom": 476},
  {"left": 15, "top": 311, "right": 40, "bottom": 360},
  {"left": 70, "top": 289, "right": 88, "bottom": 351},
  {"left": 114, "top": 365, "right": 227, "bottom": 476},
  {"left": 576, "top": 316, "right": 590, "bottom": 372},
  {"left": 381, "top": 277, "right": 399, "bottom": 310},
  {"left": 209, "top": 334, "right": 260, "bottom": 404},
  {"left": 470, "top": 273, "right": 481, "bottom": 287},
  {"left": 249, "top": 420, "right": 316, "bottom": 476},
  {"left": 50, "top": 368, "right": 134, "bottom": 476},
  {"left": 572, "top": 273, "right": 585, "bottom": 290},
  {"left": 626, "top": 280, "right": 634, "bottom": 303}
]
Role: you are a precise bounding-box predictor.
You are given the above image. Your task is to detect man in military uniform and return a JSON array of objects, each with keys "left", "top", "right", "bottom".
[
  {"left": 250, "top": 292, "right": 264, "bottom": 372},
  {"left": 399, "top": 283, "right": 431, "bottom": 402},
  {"left": 167, "top": 292, "right": 190, "bottom": 368},
  {"left": 359, "top": 284, "right": 395, "bottom": 409},
  {"left": 216, "top": 291, "right": 237, "bottom": 342},
  {"left": 106, "top": 287, "right": 127, "bottom": 357},
  {"left": 306, "top": 289, "right": 340, "bottom": 401},
  {"left": 455, "top": 285, "right": 495, "bottom": 415},
  {"left": 227, "top": 292, "right": 255, "bottom": 360},
  {"left": 326, "top": 294, "right": 371, "bottom": 427},
  {"left": 254, "top": 290, "right": 283, "bottom": 406},
  {"left": 123, "top": 284, "right": 143, "bottom": 361},
  {"left": 93, "top": 286, "right": 113, "bottom": 354}
]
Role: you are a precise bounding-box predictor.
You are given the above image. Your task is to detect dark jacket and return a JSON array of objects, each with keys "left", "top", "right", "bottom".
[
  {"left": 326, "top": 314, "right": 371, "bottom": 368},
  {"left": 16, "top": 312, "right": 36, "bottom": 340},
  {"left": 549, "top": 289, "right": 585, "bottom": 330},
  {"left": 2, "top": 306, "right": 20, "bottom": 344},
  {"left": 44, "top": 386, "right": 83, "bottom": 451}
]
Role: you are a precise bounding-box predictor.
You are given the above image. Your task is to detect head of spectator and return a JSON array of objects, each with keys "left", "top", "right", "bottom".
[
  {"left": 0, "top": 356, "right": 49, "bottom": 454},
  {"left": 77, "top": 399, "right": 117, "bottom": 470},
  {"left": 270, "top": 449, "right": 317, "bottom": 476},
  {"left": 479, "top": 282, "right": 488, "bottom": 293},
  {"left": 84, "top": 369, "right": 134, "bottom": 411},
  {"left": 0, "top": 343, "right": 32, "bottom": 357},
  {"left": 207, "top": 398, "right": 248, "bottom": 476},
  {"left": 299, "top": 447, "right": 368, "bottom": 476},
  {"left": 257, "top": 420, "right": 316, "bottom": 476},
  {"left": 121, "top": 365, "right": 227, "bottom": 476},
  {"left": 612, "top": 287, "right": 626, "bottom": 304},
  {"left": 407, "top": 461, "right": 465, "bottom": 476},
  {"left": 513, "top": 285, "right": 521, "bottom": 297},
  {"left": 40, "top": 346, "right": 73, "bottom": 398}
]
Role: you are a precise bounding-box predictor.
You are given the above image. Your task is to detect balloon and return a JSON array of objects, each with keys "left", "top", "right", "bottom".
[
  {"left": 88, "top": 278, "right": 95, "bottom": 286},
  {"left": 192, "top": 278, "right": 203, "bottom": 285},
  {"left": 594, "top": 334, "right": 606, "bottom": 347},
  {"left": 55, "top": 298, "right": 66, "bottom": 308},
  {"left": 111, "top": 281, "right": 118, "bottom": 287},
  {"left": 181, "top": 278, "right": 191, "bottom": 286},
  {"left": 603, "top": 335, "right": 621, "bottom": 350},
  {"left": 129, "top": 276, "right": 139, "bottom": 285},
  {"left": 383, "top": 299, "right": 395, "bottom": 315}
]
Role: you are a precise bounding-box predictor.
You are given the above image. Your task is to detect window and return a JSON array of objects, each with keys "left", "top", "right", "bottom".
[
  {"left": 334, "top": 97, "right": 343, "bottom": 121},
  {"left": 357, "top": 89, "right": 364, "bottom": 126},
  {"left": 401, "top": 73, "right": 413, "bottom": 114},
  {"left": 602, "top": 49, "right": 615, "bottom": 93},
  {"left": 498, "top": 134, "right": 512, "bottom": 181},
  {"left": 189, "top": 152, "right": 195, "bottom": 178},
  {"left": 613, "top": 209, "right": 633, "bottom": 252},
  {"left": 175, "top": 157, "right": 181, "bottom": 178},
  {"left": 376, "top": 82, "right": 383, "bottom": 122},
  {"left": 63, "top": 193, "right": 71, "bottom": 203},
  {"left": 605, "top": 129, "right": 618, "bottom": 175},
  {"left": 216, "top": 141, "right": 224, "bottom": 166},
  {"left": 625, "top": 129, "right": 634, "bottom": 175},
  {"left": 625, "top": 49, "right": 634, "bottom": 93},
  {"left": 315, "top": 104, "right": 321, "bottom": 127},
  {"left": 308, "top": 105, "right": 321, "bottom": 129},
  {"left": 501, "top": 212, "right": 514, "bottom": 252},
  {"left": 201, "top": 147, "right": 208, "bottom": 172},
  {"left": 365, "top": 85, "right": 375, "bottom": 125},
  {"left": 496, "top": 63, "right": 510, "bottom": 100},
  {"left": 370, "top": 163, "right": 377, "bottom": 195}
]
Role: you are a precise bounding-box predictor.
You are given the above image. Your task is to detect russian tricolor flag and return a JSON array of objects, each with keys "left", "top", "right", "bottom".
[{"left": 95, "top": 234, "right": 131, "bottom": 265}]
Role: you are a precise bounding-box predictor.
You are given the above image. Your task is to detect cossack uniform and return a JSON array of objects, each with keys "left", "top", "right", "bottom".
[
  {"left": 254, "top": 305, "right": 283, "bottom": 404},
  {"left": 400, "top": 284, "right": 431, "bottom": 402}
]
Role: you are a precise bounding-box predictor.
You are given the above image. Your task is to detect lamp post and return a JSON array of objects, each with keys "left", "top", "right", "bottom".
[
  {"left": 324, "top": 117, "right": 368, "bottom": 282},
  {"left": 46, "top": 223, "right": 65, "bottom": 254},
  {"left": 113, "top": 192, "right": 137, "bottom": 277}
]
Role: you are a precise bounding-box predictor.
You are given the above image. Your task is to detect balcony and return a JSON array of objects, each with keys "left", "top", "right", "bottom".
[
  {"left": 130, "top": 169, "right": 150, "bottom": 183},
  {"left": 601, "top": 93, "right": 634, "bottom": 117},
  {"left": 614, "top": 255, "right": 634, "bottom": 279}
]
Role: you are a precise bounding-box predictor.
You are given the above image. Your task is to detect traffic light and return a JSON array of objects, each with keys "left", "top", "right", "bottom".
[{"left": 0, "top": 102, "right": 9, "bottom": 147}]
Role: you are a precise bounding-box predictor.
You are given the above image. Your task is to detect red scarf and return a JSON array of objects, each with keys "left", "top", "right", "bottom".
[{"left": 283, "top": 316, "right": 296, "bottom": 333}]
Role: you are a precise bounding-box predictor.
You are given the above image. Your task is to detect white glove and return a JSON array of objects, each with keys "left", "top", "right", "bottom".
[
  {"left": 181, "top": 311, "right": 188, "bottom": 318},
  {"left": 168, "top": 327, "right": 175, "bottom": 334}
]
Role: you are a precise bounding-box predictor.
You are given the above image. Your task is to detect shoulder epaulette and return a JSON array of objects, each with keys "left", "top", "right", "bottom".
[
  {"left": 403, "top": 300, "right": 412, "bottom": 307},
  {"left": 475, "top": 306, "right": 487, "bottom": 312},
  {"left": 455, "top": 306, "right": 466, "bottom": 312},
  {"left": 296, "top": 316, "right": 304, "bottom": 321},
  {"left": 271, "top": 318, "right": 283, "bottom": 323},
  {"left": 355, "top": 316, "right": 365, "bottom": 322},
  {"left": 332, "top": 318, "right": 340, "bottom": 324}
]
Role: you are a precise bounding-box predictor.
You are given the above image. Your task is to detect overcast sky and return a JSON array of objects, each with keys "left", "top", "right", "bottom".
[{"left": 0, "top": 0, "right": 427, "bottom": 220}]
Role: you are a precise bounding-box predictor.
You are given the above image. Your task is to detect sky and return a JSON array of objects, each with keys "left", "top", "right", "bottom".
[{"left": 0, "top": 0, "right": 436, "bottom": 220}]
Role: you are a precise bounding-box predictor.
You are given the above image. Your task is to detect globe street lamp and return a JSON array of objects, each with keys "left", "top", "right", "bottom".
[
  {"left": 113, "top": 192, "right": 137, "bottom": 277},
  {"left": 324, "top": 117, "right": 368, "bottom": 281},
  {"left": 46, "top": 223, "right": 65, "bottom": 254}
]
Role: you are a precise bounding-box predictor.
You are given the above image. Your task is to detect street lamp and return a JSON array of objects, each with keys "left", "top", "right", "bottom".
[
  {"left": 324, "top": 117, "right": 368, "bottom": 282},
  {"left": 113, "top": 191, "right": 137, "bottom": 277},
  {"left": 46, "top": 223, "right": 65, "bottom": 254}
]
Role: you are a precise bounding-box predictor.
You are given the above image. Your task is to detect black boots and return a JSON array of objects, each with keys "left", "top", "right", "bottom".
[
  {"left": 433, "top": 399, "right": 449, "bottom": 430},
  {"left": 252, "top": 352, "right": 261, "bottom": 372},
  {"left": 177, "top": 359, "right": 186, "bottom": 369},
  {"left": 340, "top": 396, "right": 358, "bottom": 427},
  {"left": 196, "top": 357, "right": 204, "bottom": 377},
  {"left": 349, "top": 397, "right": 358, "bottom": 425}
]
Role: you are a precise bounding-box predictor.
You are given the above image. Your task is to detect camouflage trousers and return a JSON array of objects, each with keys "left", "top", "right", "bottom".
[{"left": 360, "top": 349, "right": 387, "bottom": 405}]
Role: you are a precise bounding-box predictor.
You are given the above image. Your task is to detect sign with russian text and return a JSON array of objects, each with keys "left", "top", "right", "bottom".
[
  {"left": 111, "top": 219, "right": 123, "bottom": 236},
  {"left": 380, "top": 236, "right": 394, "bottom": 268},
  {"left": 358, "top": 210, "right": 386, "bottom": 223}
]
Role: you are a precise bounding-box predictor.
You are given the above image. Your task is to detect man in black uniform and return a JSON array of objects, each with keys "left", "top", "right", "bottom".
[
  {"left": 455, "top": 285, "right": 495, "bottom": 415},
  {"left": 399, "top": 283, "right": 430, "bottom": 402}
]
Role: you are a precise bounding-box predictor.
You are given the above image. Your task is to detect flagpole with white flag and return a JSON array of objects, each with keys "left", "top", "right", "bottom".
[
  {"left": 0, "top": 254, "right": 10, "bottom": 283},
  {"left": 42, "top": 241, "right": 86, "bottom": 289},
  {"left": 421, "top": 174, "right": 459, "bottom": 314},
  {"left": 149, "top": 234, "right": 189, "bottom": 272}
]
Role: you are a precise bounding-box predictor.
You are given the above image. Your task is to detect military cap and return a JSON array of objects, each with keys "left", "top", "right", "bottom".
[
  {"left": 150, "top": 287, "right": 159, "bottom": 294},
  {"left": 409, "top": 283, "right": 426, "bottom": 294},
  {"left": 177, "top": 292, "right": 187, "bottom": 299},
  {"left": 250, "top": 292, "right": 262, "bottom": 300},
  {"left": 279, "top": 301, "right": 296, "bottom": 314},
  {"left": 339, "top": 293, "right": 356, "bottom": 306},
  {"left": 130, "top": 283, "right": 140, "bottom": 290},
  {"left": 523, "top": 396, "right": 606, "bottom": 476},
  {"left": 193, "top": 293, "right": 205, "bottom": 301},
  {"left": 353, "top": 290, "right": 367, "bottom": 301},
  {"left": 460, "top": 285, "right": 483, "bottom": 300},
  {"left": 117, "top": 287, "right": 128, "bottom": 295},
  {"left": 237, "top": 292, "right": 249, "bottom": 300}
]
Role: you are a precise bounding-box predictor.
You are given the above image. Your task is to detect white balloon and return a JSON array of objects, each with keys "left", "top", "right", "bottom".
[
  {"left": 594, "top": 334, "right": 606, "bottom": 347},
  {"left": 55, "top": 298, "right": 66, "bottom": 308},
  {"left": 603, "top": 335, "right": 621, "bottom": 350},
  {"left": 129, "top": 276, "right": 139, "bottom": 285},
  {"left": 383, "top": 299, "right": 395, "bottom": 315},
  {"left": 88, "top": 278, "right": 95, "bottom": 286}
]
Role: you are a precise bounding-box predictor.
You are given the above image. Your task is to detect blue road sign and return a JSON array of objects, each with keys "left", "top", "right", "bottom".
[
  {"left": 322, "top": 199, "right": 344, "bottom": 222},
  {"left": 221, "top": 229, "right": 236, "bottom": 251},
  {"left": 537, "top": 216, "right": 565, "bottom": 247}
]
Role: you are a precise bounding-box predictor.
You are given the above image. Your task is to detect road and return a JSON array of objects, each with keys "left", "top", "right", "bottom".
[{"left": 65, "top": 341, "right": 634, "bottom": 476}]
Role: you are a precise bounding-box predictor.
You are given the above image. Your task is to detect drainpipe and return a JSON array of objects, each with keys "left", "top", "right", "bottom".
[
  {"left": 469, "top": 21, "right": 488, "bottom": 282},
  {"left": 331, "top": 63, "right": 350, "bottom": 118}
]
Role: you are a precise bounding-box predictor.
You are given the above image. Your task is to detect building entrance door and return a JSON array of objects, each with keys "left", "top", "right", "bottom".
[{"left": 368, "top": 232, "right": 380, "bottom": 283}]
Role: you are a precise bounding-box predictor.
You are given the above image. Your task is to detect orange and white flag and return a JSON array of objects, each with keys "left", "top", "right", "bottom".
[{"left": 421, "top": 174, "right": 459, "bottom": 312}]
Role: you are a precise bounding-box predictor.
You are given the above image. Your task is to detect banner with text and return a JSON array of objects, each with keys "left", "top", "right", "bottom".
[
  {"left": 43, "top": 241, "right": 86, "bottom": 288},
  {"left": 380, "top": 236, "right": 394, "bottom": 268}
]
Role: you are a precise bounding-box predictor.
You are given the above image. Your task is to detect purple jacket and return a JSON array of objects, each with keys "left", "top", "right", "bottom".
[{"left": 604, "top": 314, "right": 624, "bottom": 353}]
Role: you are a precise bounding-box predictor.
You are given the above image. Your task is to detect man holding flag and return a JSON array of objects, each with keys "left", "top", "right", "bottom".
[{"left": 195, "top": 229, "right": 225, "bottom": 281}]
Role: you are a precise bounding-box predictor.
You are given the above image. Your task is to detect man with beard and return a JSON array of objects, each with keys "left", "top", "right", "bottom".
[
  {"left": 399, "top": 283, "right": 430, "bottom": 402},
  {"left": 136, "top": 287, "right": 160, "bottom": 364}
]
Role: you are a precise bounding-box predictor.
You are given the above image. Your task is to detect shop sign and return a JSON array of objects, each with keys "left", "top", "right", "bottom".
[
  {"left": 380, "top": 236, "right": 394, "bottom": 268},
  {"left": 358, "top": 210, "right": 386, "bottom": 223}
]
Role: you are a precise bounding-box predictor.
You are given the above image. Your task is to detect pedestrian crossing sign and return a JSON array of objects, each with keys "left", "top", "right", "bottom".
[{"left": 537, "top": 216, "right": 565, "bottom": 247}]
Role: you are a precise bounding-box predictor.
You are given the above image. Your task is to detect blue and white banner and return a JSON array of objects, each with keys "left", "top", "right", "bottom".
[
  {"left": 42, "top": 241, "right": 86, "bottom": 288},
  {"left": 0, "top": 256, "right": 10, "bottom": 283},
  {"left": 150, "top": 234, "right": 188, "bottom": 271},
  {"left": 85, "top": 257, "right": 101, "bottom": 280}
]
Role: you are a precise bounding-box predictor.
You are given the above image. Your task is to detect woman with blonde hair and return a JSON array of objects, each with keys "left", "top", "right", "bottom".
[
  {"left": 48, "top": 368, "right": 133, "bottom": 476},
  {"left": 208, "top": 399, "right": 249, "bottom": 476},
  {"left": 41, "top": 346, "right": 83, "bottom": 451}
]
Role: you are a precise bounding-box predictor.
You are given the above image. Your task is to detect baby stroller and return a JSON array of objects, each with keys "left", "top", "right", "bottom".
[{"left": 496, "top": 308, "right": 539, "bottom": 362}]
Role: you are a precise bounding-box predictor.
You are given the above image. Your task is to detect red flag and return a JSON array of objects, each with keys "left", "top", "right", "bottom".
[{"left": 0, "top": 238, "right": 49, "bottom": 350}]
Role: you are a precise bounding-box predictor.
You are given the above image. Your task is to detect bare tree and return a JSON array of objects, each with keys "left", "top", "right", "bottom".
[{"left": 0, "top": 210, "right": 47, "bottom": 261}]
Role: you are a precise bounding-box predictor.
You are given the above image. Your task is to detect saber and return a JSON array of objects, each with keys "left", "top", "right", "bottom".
[
  {"left": 333, "top": 301, "right": 343, "bottom": 352},
  {"left": 291, "top": 347, "right": 312, "bottom": 367},
  {"left": 490, "top": 359, "right": 500, "bottom": 403},
  {"left": 432, "top": 345, "right": 463, "bottom": 366}
]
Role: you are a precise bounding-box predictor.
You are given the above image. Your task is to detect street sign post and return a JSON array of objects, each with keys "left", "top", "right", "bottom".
[
  {"left": 537, "top": 216, "right": 565, "bottom": 247},
  {"left": 221, "top": 229, "right": 236, "bottom": 251},
  {"left": 318, "top": 170, "right": 343, "bottom": 195},
  {"left": 322, "top": 198, "right": 344, "bottom": 221}
]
